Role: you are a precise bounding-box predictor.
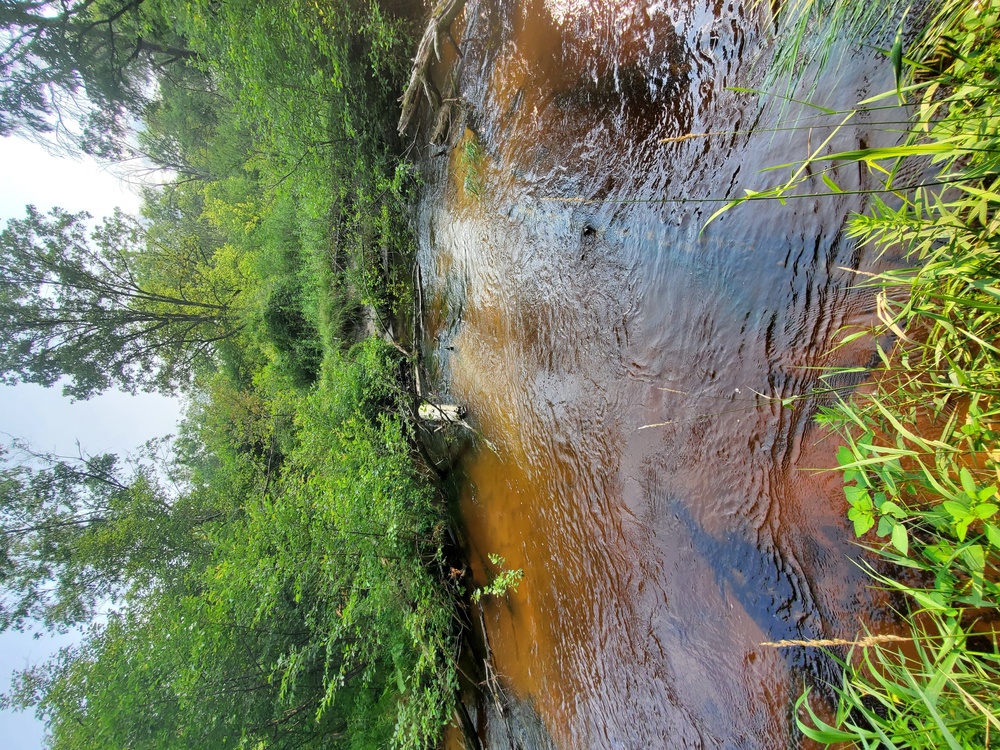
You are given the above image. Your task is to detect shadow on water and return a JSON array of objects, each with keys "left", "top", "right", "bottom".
[
  {"left": 415, "top": 0, "right": 911, "bottom": 747},
  {"left": 665, "top": 496, "right": 840, "bottom": 683}
]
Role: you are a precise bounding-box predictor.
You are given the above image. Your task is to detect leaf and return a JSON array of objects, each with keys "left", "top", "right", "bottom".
[
  {"left": 985, "top": 523, "right": 1000, "bottom": 549},
  {"left": 963, "top": 544, "right": 985, "bottom": 576},
  {"left": 726, "top": 88, "right": 840, "bottom": 114},
  {"left": 794, "top": 690, "right": 859, "bottom": 743},
  {"left": 890, "top": 30, "right": 904, "bottom": 103},
  {"left": 877, "top": 515, "right": 894, "bottom": 538},
  {"left": 973, "top": 502, "right": 998, "bottom": 520},
  {"left": 821, "top": 172, "right": 844, "bottom": 193},
  {"left": 880, "top": 500, "right": 905, "bottom": 518},
  {"left": 908, "top": 587, "right": 950, "bottom": 614},
  {"left": 960, "top": 467, "right": 977, "bottom": 498},
  {"left": 825, "top": 142, "right": 956, "bottom": 164},
  {"left": 955, "top": 518, "right": 971, "bottom": 543},
  {"left": 849, "top": 503, "right": 875, "bottom": 537},
  {"left": 845, "top": 485, "right": 872, "bottom": 507},
  {"left": 891, "top": 524, "right": 908, "bottom": 556},
  {"left": 942, "top": 500, "right": 968, "bottom": 520}
]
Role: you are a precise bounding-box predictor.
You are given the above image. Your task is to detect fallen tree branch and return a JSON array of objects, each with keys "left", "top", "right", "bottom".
[
  {"left": 398, "top": 0, "right": 467, "bottom": 135},
  {"left": 760, "top": 634, "right": 910, "bottom": 648}
]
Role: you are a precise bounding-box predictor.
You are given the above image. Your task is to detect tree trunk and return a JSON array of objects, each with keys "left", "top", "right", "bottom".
[{"left": 397, "top": 0, "right": 467, "bottom": 135}]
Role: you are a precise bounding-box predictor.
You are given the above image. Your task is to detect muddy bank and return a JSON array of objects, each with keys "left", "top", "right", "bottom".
[{"left": 410, "top": 0, "right": 908, "bottom": 746}]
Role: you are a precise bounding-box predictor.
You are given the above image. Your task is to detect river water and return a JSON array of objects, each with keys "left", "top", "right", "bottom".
[{"left": 414, "top": 1, "right": 906, "bottom": 747}]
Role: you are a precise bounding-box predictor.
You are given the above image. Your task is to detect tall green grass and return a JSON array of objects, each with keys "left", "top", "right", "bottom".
[
  {"left": 797, "top": 614, "right": 1000, "bottom": 748},
  {"left": 729, "top": 1, "right": 1000, "bottom": 746}
]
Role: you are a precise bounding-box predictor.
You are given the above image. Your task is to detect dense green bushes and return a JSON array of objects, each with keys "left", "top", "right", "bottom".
[{"left": 1, "top": 0, "right": 461, "bottom": 747}]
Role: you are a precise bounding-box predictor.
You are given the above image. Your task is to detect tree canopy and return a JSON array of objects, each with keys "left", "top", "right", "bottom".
[
  {"left": 0, "top": 439, "right": 221, "bottom": 632},
  {"left": 0, "top": 205, "right": 243, "bottom": 398},
  {"left": 0, "top": 0, "right": 197, "bottom": 155}
]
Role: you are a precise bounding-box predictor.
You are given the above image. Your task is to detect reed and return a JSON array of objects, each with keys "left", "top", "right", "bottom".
[
  {"left": 729, "top": 1, "right": 1000, "bottom": 745},
  {"left": 796, "top": 616, "right": 1000, "bottom": 748}
]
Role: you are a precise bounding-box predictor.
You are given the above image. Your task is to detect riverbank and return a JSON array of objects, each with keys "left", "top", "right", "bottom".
[
  {"left": 1, "top": 1, "right": 468, "bottom": 747},
  {"left": 736, "top": 1, "right": 1000, "bottom": 744}
]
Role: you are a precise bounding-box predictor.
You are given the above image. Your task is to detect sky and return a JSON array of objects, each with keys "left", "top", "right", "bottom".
[{"left": 0, "top": 136, "right": 181, "bottom": 748}]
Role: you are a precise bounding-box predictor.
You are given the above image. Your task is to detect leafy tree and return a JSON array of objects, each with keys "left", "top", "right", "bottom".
[
  {"left": 0, "top": 0, "right": 198, "bottom": 155},
  {"left": 129, "top": 65, "right": 256, "bottom": 183},
  {"left": 0, "top": 205, "right": 243, "bottom": 399},
  {"left": 0, "top": 440, "right": 221, "bottom": 632},
  {"left": 3, "top": 554, "right": 393, "bottom": 750},
  {"left": 129, "top": 67, "right": 223, "bottom": 181}
]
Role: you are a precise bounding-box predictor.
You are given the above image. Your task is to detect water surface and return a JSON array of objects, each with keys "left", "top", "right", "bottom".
[{"left": 415, "top": 1, "right": 906, "bottom": 746}]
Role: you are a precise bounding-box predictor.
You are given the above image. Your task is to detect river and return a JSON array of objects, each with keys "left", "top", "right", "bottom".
[{"left": 413, "top": 0, "right": 906, "bottom": 747}]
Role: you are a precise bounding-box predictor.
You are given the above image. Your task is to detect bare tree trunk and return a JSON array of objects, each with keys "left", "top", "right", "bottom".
[
  {"left": 418, "top": 401, "right": 466, "bottom": 422},
  {"left": 397, "top": 0, "right": 467, "bottom": 135}
]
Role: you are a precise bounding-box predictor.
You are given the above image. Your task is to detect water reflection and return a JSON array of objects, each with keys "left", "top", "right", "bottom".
[{"left": 417, "top": 0, "right": 905, "bottom": 746}]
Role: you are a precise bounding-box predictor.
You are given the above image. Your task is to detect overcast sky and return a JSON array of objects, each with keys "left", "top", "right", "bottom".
[{"left": 0, "top": 135, "right": 181, "bottom": 748}]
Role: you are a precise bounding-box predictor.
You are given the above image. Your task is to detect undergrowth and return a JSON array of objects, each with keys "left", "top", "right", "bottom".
[{"left": 725, "top": 1, "right": 1000, "bottom": 746}]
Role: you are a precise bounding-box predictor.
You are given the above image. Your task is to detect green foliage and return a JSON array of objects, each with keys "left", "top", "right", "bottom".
[
  {"left": 796, "top": 616, "right": 1000, "bottom": 749},
  {"left": 0, "top": 0, "right": 198, "bottom": 155},
  {"left": 136, "top": 66, "right": 237, "bottom": 180},
  {"left": 0, "top": 0, "right": 463, "bottom": 746},
  {"left": 757, "top": 0, "right": 909, "bottom": 101},
  {"left": 167, "top": 0, "right": 415, "bottom": 307},
  {"left": 748, "top": 1, "right": 1000, "bottom": 745},
  {"left": 3, "top": 576, "right": 369, "bottom": 750},
  {"left": 0, "top": 439, "right": 220, "bottom": 632},
  {"left": 25, "top": 338, "right": 455, "bottom": 749},
  {"left": 0, "top": 205, "right": 243, "bottom": 398},
  {"left": 471, "top": 553, "right": 524, "bottom": 604},
  {"left": 458, "top": 134, "right": 485, "bottom": 199},
  {"left": 261, "top": 281, "right": 323, "bottom": 386},
  {"left": 4, "top": 343, "right": 458, "bottom": 749},
  {"left": 268, "top": 343, "right": 457, "bottom": 748}
]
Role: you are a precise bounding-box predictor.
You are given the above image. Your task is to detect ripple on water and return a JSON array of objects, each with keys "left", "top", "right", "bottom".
[{"left": 416, "top": 0, "right": 908, "bottom": 747}]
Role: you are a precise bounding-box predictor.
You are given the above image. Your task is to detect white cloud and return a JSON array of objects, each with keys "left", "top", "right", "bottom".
[{"left": 0, "top": 136, "right": 141, "bottom": 220}]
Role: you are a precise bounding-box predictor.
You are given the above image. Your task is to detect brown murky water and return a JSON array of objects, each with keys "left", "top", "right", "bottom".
[{"left": 415, "top": 1, "right": 908, "bottom": 747}]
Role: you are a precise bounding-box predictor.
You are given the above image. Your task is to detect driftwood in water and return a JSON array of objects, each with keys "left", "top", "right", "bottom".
[
  {"left": 454, "top": 691, "right": 484, "bottom": 750},
  {"left": 397, "top": 0, "right": 467, "bottom": 136},
  {"left": 429, "top": 72, "right": 459, "bottom": 145},
  {"left": 477, "top": 604, "right": 509, "bottom": 723},
  {"left": 418, "top": 401, "right": 467, "bottom": 422}
]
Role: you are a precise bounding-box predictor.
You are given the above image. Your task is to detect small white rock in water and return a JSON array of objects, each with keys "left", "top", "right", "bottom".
[{"left": 419, "top": 402, "right": 467, "bottom": 422}]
